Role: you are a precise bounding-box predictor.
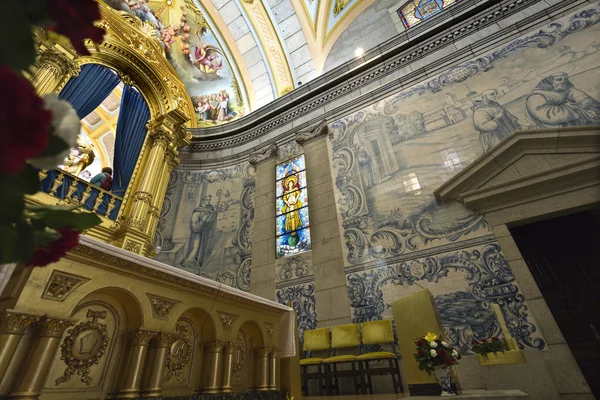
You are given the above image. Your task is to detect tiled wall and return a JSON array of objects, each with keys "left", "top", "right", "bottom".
[
  {"left": 325, "top": 3, "right": 600, "bottom": 354},
  {"left": 155, "top": 163, "right": 256, "bottom": 291}
]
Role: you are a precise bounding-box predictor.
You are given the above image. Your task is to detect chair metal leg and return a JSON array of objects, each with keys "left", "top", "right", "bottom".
[
  {"left": 358, "top": 360, "right": 367, "bottom": 395},
  {"left": 351, "top": 362, "right": 359, "bottom": 395},
  {"left": 389, "top": 358, "right": 399, "bottom": 394},
  {"left": 333, "top": 363, "right": 340, "bottom": 395},
  {"left": 365, "top": 360, "right": 373, "bottom": 394},
  {"left": 301, "top": 365, "right": 307, "bottom": 397}
]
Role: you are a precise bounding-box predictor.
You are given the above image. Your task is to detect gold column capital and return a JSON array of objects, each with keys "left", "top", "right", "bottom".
[
  {"left": 205, "top": 341, "right": 226, "bottom": 353},
  {"left": 269, "top": 347, "right": 280, "bottom": 357},
  {"left": 130, "top": 330, "right": 158, "bottom": 346},
  {"left": 223, "top": 341, "right": 236, "bottom": 354},
  {"left": 155, "top": 332, "right": 177, "bottom": 348},
  {"left": 37, "top": 47, "right": 80, "bottom": 78},
  {"left": 37, "top": 316, "right": 76, "bottom": 338},
  {"left": 0, "top": 312, "right": 40, "bottom": 334},
  {"left": 254, "top": 347, "right": 272, "bottom": 358}
]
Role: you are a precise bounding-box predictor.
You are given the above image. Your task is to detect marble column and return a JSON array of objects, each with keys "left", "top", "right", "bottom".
[
  {"left": 254, "top": 348, "right": 271, "bottom": 391},
  {"left": 0, "top": 313, "right": 39, "bottom": 388},
  {"left": 204, "top": 341, "right": 225, "bottom": 394},
  {"left": 117, "top": 330, "right": 157, "bottom": 399},
  {"left": 10, "top": 317, "right": 75, "bottom": 400},
  {"left": 220, "top": 342, "right": 235, "bottom": 393},
  {"left": 140, "top": 332, "right": 174, "bottom": 398}
]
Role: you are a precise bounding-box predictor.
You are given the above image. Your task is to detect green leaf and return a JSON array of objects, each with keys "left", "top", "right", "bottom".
[
  {"left": 37, "top": 135, "right": 70, "bottom": 158},
  {"left": 0, "top": 225, "right": 18, "bottom": 264},
  {"left": 15, "top": 221, "right": 35, "bottom": 264},
  {"left": 20, "top": 164, "right": 40, "bottom": 194},
  {"left": 33, "top": 228, "right": 59, "bottom": 247},
  {"left": 0, "top": 1, "right": 37, "bottom": 71},
  {"left": 26, "top": 204, "right": 80, "bottom": 212},
  {"left": 34, "top": 209, "right": 102, "bottom": 230},
  {"left": 0, "top": 189, "right": 24, "bottom": 224},
  {"left": 22, "top": 0, "right": 50, "bottom": 26}
]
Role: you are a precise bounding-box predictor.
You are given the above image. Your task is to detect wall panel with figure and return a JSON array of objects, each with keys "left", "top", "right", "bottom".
[
  {"left": 155, "top": 163, "right": 255, "bottom": 291},
  {"left": 327, "top": 3, "right": 600, "bottom": 354}
]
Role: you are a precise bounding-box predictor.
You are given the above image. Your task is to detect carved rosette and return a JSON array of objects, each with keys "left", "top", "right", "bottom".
[
  {"left": 37, "top": 317, "right": 76, "bottom": 338},
  {"left": 295, "top": 119, "right": 329, "bottom": 144},
  {"left": 217, "top": 311, "right": 239, "bottom": 332},
  {"left": 165, "top": 325, "right": 192, "bottom": 383},
  {"left": 249, "top": 144, "right": 278, "bottom": 165},
  {"left": 55, "top": 310, "right": 110, "bottom": 386},
  {"left": 0, "top": 313, "right": 39, "bottom": 334},
  {"left": 130, "top": 330, "right": 157, "bottom": 346},
  {"left": 147, "top": 293, "right": 181, "bottom": 320},
  {"left": 42, "top": 270, "right": 90, "bottom": 302},
  {"left": 264, "top": 322, "right": 274, "bottom": 339}
]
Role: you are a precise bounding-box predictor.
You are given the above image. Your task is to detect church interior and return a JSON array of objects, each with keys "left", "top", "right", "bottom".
[{"left": 1, "top": 0, "right": 599, "bottom": 399}]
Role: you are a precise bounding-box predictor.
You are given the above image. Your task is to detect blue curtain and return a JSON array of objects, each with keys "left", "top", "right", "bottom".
[
  {"left": 112, "top": 86, "right": 151, "bottom": 197},
  {"left": 59, "top": 64, "right": 121, "bottom": 119}
]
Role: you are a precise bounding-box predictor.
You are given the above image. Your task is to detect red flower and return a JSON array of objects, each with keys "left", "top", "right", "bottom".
[
  {"left": 471, "top": 340, "right": 478, "bottom": 345},
  {"left": 418, "top": 349, "right": 424, "bottom": 356},
  {"left": 0, "top": 66, "right": 52, "bottom": 174},
  {"left": 481, "top": 338, "right": 487, "bottom": 343},
  {"left": 439, "top": 350, "right": 446, "bottom": 357},
  {"left": 445, "top": 358, "right": 453, "bottom": 365},
  {"left": 46, "top": 0, "right": 105, "bottom": 55},
  {"left": 416, "top": 340, "right": 425, "bottom": 346},
  {"left": 28, "top": 229, "right": 80, "bottom": 267},
  {"left": 492, "top": 337, "right": 500, "bottom": 341}
]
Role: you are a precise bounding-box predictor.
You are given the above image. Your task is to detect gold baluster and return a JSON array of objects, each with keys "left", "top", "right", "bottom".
[
  {"left": 106, "top": 197, "right": 116, "bottom": 218},
  {"left": 80, "top": 186, "right": 92, "bottom": 206},
  {"left": 50, "top": 173, "right": 64, "bottom": 197},
  {"left": 93, "top": 193, "right": 105, "bottom": 213},
  {"left": 38, "top": 169, "right": 48, "bottom": 181},
  {"left": 65, "top": 179, "right": 79, "bottom": 203}
]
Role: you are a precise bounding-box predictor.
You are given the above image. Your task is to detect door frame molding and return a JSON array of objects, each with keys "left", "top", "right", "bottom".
[{"left": 434, "top": 125, "right": 600, "bottom": 397}]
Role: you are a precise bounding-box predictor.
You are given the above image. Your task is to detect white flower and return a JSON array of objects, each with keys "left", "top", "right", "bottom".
[
  {"left": 430, "top": 349, "right": 438, "bottom": 357},
  {"left": 29, "top": 95, "right": 81, "bottom": 169},
  {"left": 430, "top": 341, "right": 438, "bottom": 348},
  {"left": 452, "top": 350, "right": 459, "bottom": 358},
  {"left": 442, "top": 341, "right": 448, "bottom": 347}
]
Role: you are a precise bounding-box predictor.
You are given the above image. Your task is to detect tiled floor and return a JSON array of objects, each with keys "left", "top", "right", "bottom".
[{"left": 305, "top": 390, "right": 528, "bottom": 400}]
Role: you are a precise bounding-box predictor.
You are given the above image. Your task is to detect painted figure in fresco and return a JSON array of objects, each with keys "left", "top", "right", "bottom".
[
  {"left": 472, "top": 89, "right": 524, "bottom": 153},
  {"left": 355, "top": 144, "right": 375, "bottom": 189},
  {"left": 181, "top": 195, "right": 218, "bottom": 270},
  {"left": 526, "top": 73, "right": 600, "bottom": 128},
  {"left": 194, "top": 30, "right": 223, "bottom": 74},
  {"left": 281, "top": 174, "right": 303, "bottom": 235}
]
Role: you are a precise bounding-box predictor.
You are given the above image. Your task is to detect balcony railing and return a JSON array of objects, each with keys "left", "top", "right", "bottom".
[{"left": 39, "top": 169, "right": 122, "bottom": 220}]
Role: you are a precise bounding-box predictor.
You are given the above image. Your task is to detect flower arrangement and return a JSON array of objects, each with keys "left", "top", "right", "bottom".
[
  {"left": 0, "top": 1, "right": 106, "bottom": 267},
  {"left": 414, "top": 332, "right": 461, "bottom": 374},
  {"left": 471, "top": 337, "right": 507, "bottom": 356}
]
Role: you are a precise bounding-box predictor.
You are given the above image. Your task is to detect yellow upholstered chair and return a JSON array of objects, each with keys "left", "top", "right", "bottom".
[
  {"left": 358, "top": 320, "right": 403, "bottom": 394},
  {"left": 322, "top": 324, "right": 362, "bottom": 394},
  {"left": 300, "top": 328, "right": 330, "bottom": 396}
]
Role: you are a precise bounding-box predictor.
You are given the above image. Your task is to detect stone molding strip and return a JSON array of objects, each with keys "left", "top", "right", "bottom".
[{"left": 184, "top": 0, "right": 585, "bottom": 164}]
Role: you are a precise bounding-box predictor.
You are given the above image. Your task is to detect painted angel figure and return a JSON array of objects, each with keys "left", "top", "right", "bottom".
[{"left": 193, "top": 30, "right": 223, "bottom": 73}]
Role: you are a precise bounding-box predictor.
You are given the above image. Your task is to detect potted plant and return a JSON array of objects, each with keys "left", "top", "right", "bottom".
[
  {"left": 414, "top": 332, "right": 461, "bottom": 396},
  {"left": 472, "top": 337, "right": 526, "bottom": 366}
]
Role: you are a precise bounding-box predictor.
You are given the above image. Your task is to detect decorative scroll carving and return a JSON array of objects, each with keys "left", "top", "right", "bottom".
[
  {"left": 249, "top": 144, "right": 277, "bottom": 165},
  {"left": 218, "top": 311, "right": 239, "bottom": 332},
  {"left": 232, "top": 332, "right": 247, "bottom": 384},
  {"left": 42, "top": 270, "right": 90, "bottom": 302},
  {"left": 264, "top": 322, "right": 274, "bottom": 339},
  {"left": 165, "top": 324, "right": 193, "bottom": 383},
  {"left": 124, "top": 240, "right": 143, "bottom": 253},
  {"left": 133, "top": 191, "right": 153, "bottom": 204},
  {"left": 333, "top": 0, "right": 352, "bottom": 16},
  {"left": 0, "top": 313, "right": 39, "bottom": 334},
  {"left": 55, "top": 309, "right": 109, "bottom": 386},
  {"left": 147, "top": 293, "right": 181, "bottom": 320},
  {"left": 295, "top": 120, "right": 329, "bottom": 144},
  {"left": 130, "top": 329, "right": 157, "bottom": 346}
]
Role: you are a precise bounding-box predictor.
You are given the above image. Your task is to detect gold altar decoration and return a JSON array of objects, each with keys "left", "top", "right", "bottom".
[
  {"left": 28, "top": 1, "right": 196, "bottom": 257},
  {"left": 165, "top": 324, "right": 193, "bottom": 383},
  {"left": 54, "top": 309, "right": 110, "bottom": 386},
  {"left": 476, "top": 304, "right": 527, "bottom": 366}
]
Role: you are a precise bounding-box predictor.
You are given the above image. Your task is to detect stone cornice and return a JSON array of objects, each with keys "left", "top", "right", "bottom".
[{"left": 182, "top": 0, "right": 586, "bottom": 166}]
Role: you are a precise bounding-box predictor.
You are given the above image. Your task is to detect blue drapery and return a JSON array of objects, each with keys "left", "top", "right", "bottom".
[
  {"left": 112, "top": 85, "right": 151, "bottom": 196},
  {"left": 59, "top": 64, "right": 121, "bottom": 119}
]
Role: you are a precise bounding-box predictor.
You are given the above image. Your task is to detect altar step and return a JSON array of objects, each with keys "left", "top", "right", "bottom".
[{"left": 305, "top": 389, "right": 528, "bottom": 400}]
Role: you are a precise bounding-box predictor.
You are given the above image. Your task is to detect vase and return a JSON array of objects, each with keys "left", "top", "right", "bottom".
[{"left": 433, "top": 367, "right": 457, "bottom": 396}]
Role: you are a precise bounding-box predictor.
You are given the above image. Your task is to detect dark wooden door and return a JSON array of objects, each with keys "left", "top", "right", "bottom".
[{"left": 510, "top": 209, "right": 600, "bottom": 398}]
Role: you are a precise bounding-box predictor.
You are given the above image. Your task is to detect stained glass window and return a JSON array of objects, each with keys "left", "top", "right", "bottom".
[
  {"left": 398, "top": 0, "right": 457, "bottom": 29},
  {"left": 276, "top": 155, "right": 311, "bottom": 258}
]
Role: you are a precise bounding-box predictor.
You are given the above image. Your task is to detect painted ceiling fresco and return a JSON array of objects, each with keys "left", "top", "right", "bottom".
[{"left": 102, "top": 0, "right": 415, "bottom": 125}]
